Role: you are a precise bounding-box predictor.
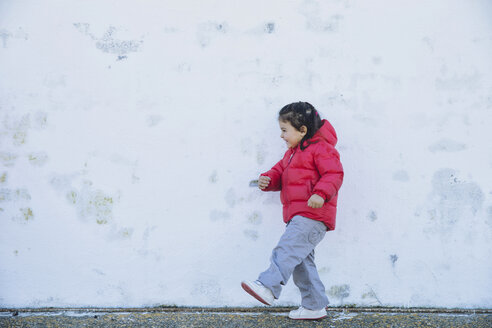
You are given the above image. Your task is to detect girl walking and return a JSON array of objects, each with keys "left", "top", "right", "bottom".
[{"left": 241, "top": 101, "right": 344, "bottom": 320}]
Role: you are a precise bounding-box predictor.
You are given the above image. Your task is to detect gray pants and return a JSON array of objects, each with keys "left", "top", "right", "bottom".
[{"left": 258, "top": 215, "right": 329, "bottom": 310}]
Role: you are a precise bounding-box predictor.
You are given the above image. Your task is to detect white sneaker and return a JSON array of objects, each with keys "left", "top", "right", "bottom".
[
  {"left": 288, "top": 306, "right": 327, "bottom": 320},
  {"left": 241, "top": 280, "right": 274, "bottom": 306}
]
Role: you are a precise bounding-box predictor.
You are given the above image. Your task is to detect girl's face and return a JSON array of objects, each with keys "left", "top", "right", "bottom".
[{"left": 279, "top": 120, "right": 307, "bottom": 149}]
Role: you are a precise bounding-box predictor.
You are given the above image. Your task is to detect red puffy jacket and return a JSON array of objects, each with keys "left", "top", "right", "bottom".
[{"left": 261, "top": 119, "right": 344, "bottom": 230}]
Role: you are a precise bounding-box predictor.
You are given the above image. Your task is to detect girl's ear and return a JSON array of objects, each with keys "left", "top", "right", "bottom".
[{"left": 300, "top": 125, "right": 308, "bottom": 136}]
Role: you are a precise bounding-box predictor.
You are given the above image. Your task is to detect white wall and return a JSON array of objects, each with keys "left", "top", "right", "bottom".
[{"left": 1, "top": 0, "right": 491, "bottom": 308}]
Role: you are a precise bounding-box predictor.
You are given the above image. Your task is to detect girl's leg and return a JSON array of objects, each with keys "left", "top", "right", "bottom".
[
  {"left": 258, "top": 216, "right": 326, "bottom": 299},
  {"left": 292, "top": 250, "right": 329, "bottom": 310}
]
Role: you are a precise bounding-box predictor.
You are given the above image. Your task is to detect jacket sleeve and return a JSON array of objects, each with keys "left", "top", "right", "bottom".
[
  {"left": 260, "top": 159, "right": 284, "bottom": 191},
  {"left": 312, "top": 144, "right": 344, "bottom": 201}
]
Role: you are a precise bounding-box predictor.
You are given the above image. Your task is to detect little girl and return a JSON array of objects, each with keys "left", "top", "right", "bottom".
[{"left": 241, "top": 101, "right": 344, "bottom": 320}]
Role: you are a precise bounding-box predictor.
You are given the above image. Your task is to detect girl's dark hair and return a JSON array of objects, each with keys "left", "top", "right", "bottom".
[{"left": 279, "top": 101, "right": 322, "bottom": 150}]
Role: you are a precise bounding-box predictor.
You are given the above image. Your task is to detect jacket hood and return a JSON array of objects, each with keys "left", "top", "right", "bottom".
[{"left": 312, "top": 119, "right": 338, "bottom": 146}]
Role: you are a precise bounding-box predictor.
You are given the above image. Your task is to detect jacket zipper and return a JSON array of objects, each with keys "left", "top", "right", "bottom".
[
  {"left": 288, "top": 151, "right": 295, "bottom": 164},
  {"left": 284, "top": 149, "right": 296, "bottom": 203}
]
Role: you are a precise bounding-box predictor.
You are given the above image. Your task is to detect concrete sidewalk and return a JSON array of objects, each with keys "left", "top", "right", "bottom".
[{"left": 1, "top": 307, "right": 491, "bottom": 327}]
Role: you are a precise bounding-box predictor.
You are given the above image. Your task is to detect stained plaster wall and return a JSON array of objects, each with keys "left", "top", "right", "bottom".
[{"left": 0, "top": 0, "right": 491, "bottom": 309}]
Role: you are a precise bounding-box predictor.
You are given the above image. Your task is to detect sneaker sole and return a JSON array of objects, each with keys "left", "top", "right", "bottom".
[
  {"left": 241, "top": 282, "right": 271, "bottom": 306},
  {"left": 289, "top": 315, "right": 327, "bottom": 320}
]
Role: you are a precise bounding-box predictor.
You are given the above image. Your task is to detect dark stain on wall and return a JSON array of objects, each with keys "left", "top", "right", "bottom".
[
  {"left": 390, "top": 254, "right": 398, "bottom": 267},
  {"left": 265, "top": 22, "right": 275, "bottom": 34},
  {"left": 367, "top": 210, "right": 377, "bottom": 222}
]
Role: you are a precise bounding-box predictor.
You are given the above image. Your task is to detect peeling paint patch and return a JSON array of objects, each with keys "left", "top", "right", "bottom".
[
  {"left": 112, "top": 227, "right": 134, "bottom": 239},
  {"left": 96, "top": 28, "right": 142, "bottom": 54},
  {"left": 328, "top": 284, "right": 350, "bottom": 305},
  {"left": 9, "top": 115, "right": 30, "bottom": 146},
  {"left": 33, "top": 112, "right": 48, "bottom": 129},
  {"left": 74, "top": 23, "right": 143, "bottom": 56},
  {"left": 429, "top": 139, "right": 466, "bottom": 153},
  {"left": 20, "top": 207, "right": 34, "bottom": 221},
  {"left": 0, "top": 187, "right": 33, "bottom": 223},
  {"left": 50, "top": 171, "right": 121, "bottom": 228},
  {"left": 65, "top": 182, "right": 117, "bottom": 225},
  {"left": 2, "top": 114, "right": 31, "bottom": 146},
  {"left": 0, "top": 189, "right": 9, "bottom": 202},
  {"left": 10, "top": 207, "right": 34, "bottom": 224},
  {"left": 427, "top": 169, "right": 484, "bottom": 229},
  {"left": 247, "top": 211, "right": 263, "bottom": 225},
  {"left": 28, "top": 152, "right": 49, "bottom": 167},
  {"left": 66, "top": 190, "right": 78, "bottom": 204},
  {"left": 0, "top": 188, "right": 31, "bottom": 202}
]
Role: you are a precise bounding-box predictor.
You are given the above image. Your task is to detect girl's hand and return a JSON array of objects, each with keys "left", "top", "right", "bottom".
[
  {"left": 258, "top": 176, "right": 271, "bottom": 190},
  {"left": 307, "top": 194, "right": 324, "bottom": 208}
]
